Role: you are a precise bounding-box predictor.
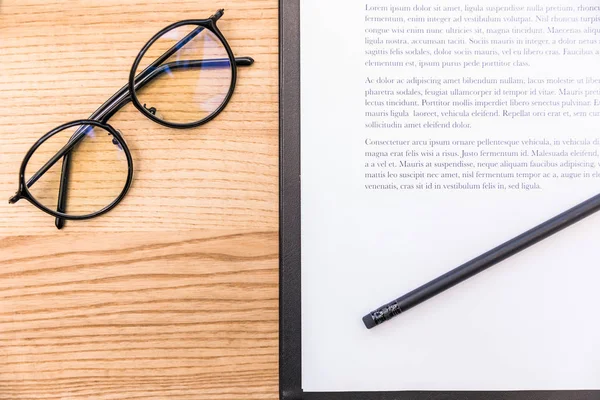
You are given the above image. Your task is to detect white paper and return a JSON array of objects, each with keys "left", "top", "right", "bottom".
[{"left": 301, "top": 0, "right": 600, "bottom": 392}]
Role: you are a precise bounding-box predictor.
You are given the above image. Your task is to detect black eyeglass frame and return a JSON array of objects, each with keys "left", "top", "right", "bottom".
[
  {"left": 9, "top": 119, "right": 134, "bottom": 221},
  {"left": 9, "top": 9, "right": 254, "bottom": 228},
  {"left": 130, "top": 15, "right": 239, "bottom": 129}
]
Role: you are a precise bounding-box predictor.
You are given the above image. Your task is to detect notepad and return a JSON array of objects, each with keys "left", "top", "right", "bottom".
[{"left": 293, "top": 0, "right": 600, "bottom": 394}]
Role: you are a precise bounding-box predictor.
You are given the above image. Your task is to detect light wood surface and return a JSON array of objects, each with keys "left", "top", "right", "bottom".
[{"left": 0, "top": 1, "right": 279, "bottom": 399}]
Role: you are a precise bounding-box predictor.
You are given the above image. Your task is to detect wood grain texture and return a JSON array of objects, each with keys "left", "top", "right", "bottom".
[{"left": 0, "top": 1, "right": 279, "bottom": 399}]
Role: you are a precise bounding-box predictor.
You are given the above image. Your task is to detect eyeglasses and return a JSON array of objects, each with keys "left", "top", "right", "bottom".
[{"left": 8, "top": 9, "right": 253, "bottom": 229}]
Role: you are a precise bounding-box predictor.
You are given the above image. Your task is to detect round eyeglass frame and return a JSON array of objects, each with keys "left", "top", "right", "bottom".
[
  {"left": 128, "top": 19, "right": 238, "bottom": 129},
  {"left": 10, "top": 11, "right": 248, "bottom": 227},
  {"left": 15, "top": 119, "right": 134, "bottom": 220}
]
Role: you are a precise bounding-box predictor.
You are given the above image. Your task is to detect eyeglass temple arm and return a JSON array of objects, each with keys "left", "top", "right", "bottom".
[
  {"left": 97, "top": 57, "right": 253, "bottom": 124},
  {"left": 49, "top": 56, "right": 253, "bottom": 228}
]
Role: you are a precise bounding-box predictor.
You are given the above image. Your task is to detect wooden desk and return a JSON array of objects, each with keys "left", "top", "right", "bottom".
[{"left": 0, "top": 1, "right": 278, "bottom": 398}]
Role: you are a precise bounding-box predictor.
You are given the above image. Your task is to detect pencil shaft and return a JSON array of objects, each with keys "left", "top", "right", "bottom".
[{"left": 363, "top": 193, "right": 600, "bottom": 329}]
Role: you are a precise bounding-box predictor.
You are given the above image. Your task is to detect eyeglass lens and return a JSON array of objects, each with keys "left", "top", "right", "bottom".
[
  {"left": 133, "top": 25, "right": 233, "bottom": 125},
  {"left": 24, "top": 124, "right": 129, "bottom": 217}
]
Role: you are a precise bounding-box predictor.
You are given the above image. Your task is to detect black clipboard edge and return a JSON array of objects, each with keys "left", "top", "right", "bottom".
[
  {"left": 277, "top": 0, "right": 599, "bottom": 398},
  {"left": 279, "top": 0, "right": 302, "bottom": 398},
  {"left": 303, "top": 391, "right": 600, "bottom": 400}
]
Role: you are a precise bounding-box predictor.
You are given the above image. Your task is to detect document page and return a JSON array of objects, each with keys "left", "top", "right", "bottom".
[{"left": 301, "top": 0, "right": 600, "bottom": 392}]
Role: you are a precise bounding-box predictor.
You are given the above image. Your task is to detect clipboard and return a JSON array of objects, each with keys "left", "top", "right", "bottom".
[{"left": 279, "top": 0, "right": 600, "bottom": 398}]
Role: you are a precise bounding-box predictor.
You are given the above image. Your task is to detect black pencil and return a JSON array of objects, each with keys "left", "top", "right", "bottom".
[{"left": 362, "top": 192, "right": 600, "bottom": 329}]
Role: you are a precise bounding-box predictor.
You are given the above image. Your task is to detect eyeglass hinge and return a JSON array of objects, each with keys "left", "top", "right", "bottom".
[
  {"left": 210, "top": 9, "right": 225, "bottom": 21},
  {"left": 9, "top": 191, "right": 23, "bottom": 204}
]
